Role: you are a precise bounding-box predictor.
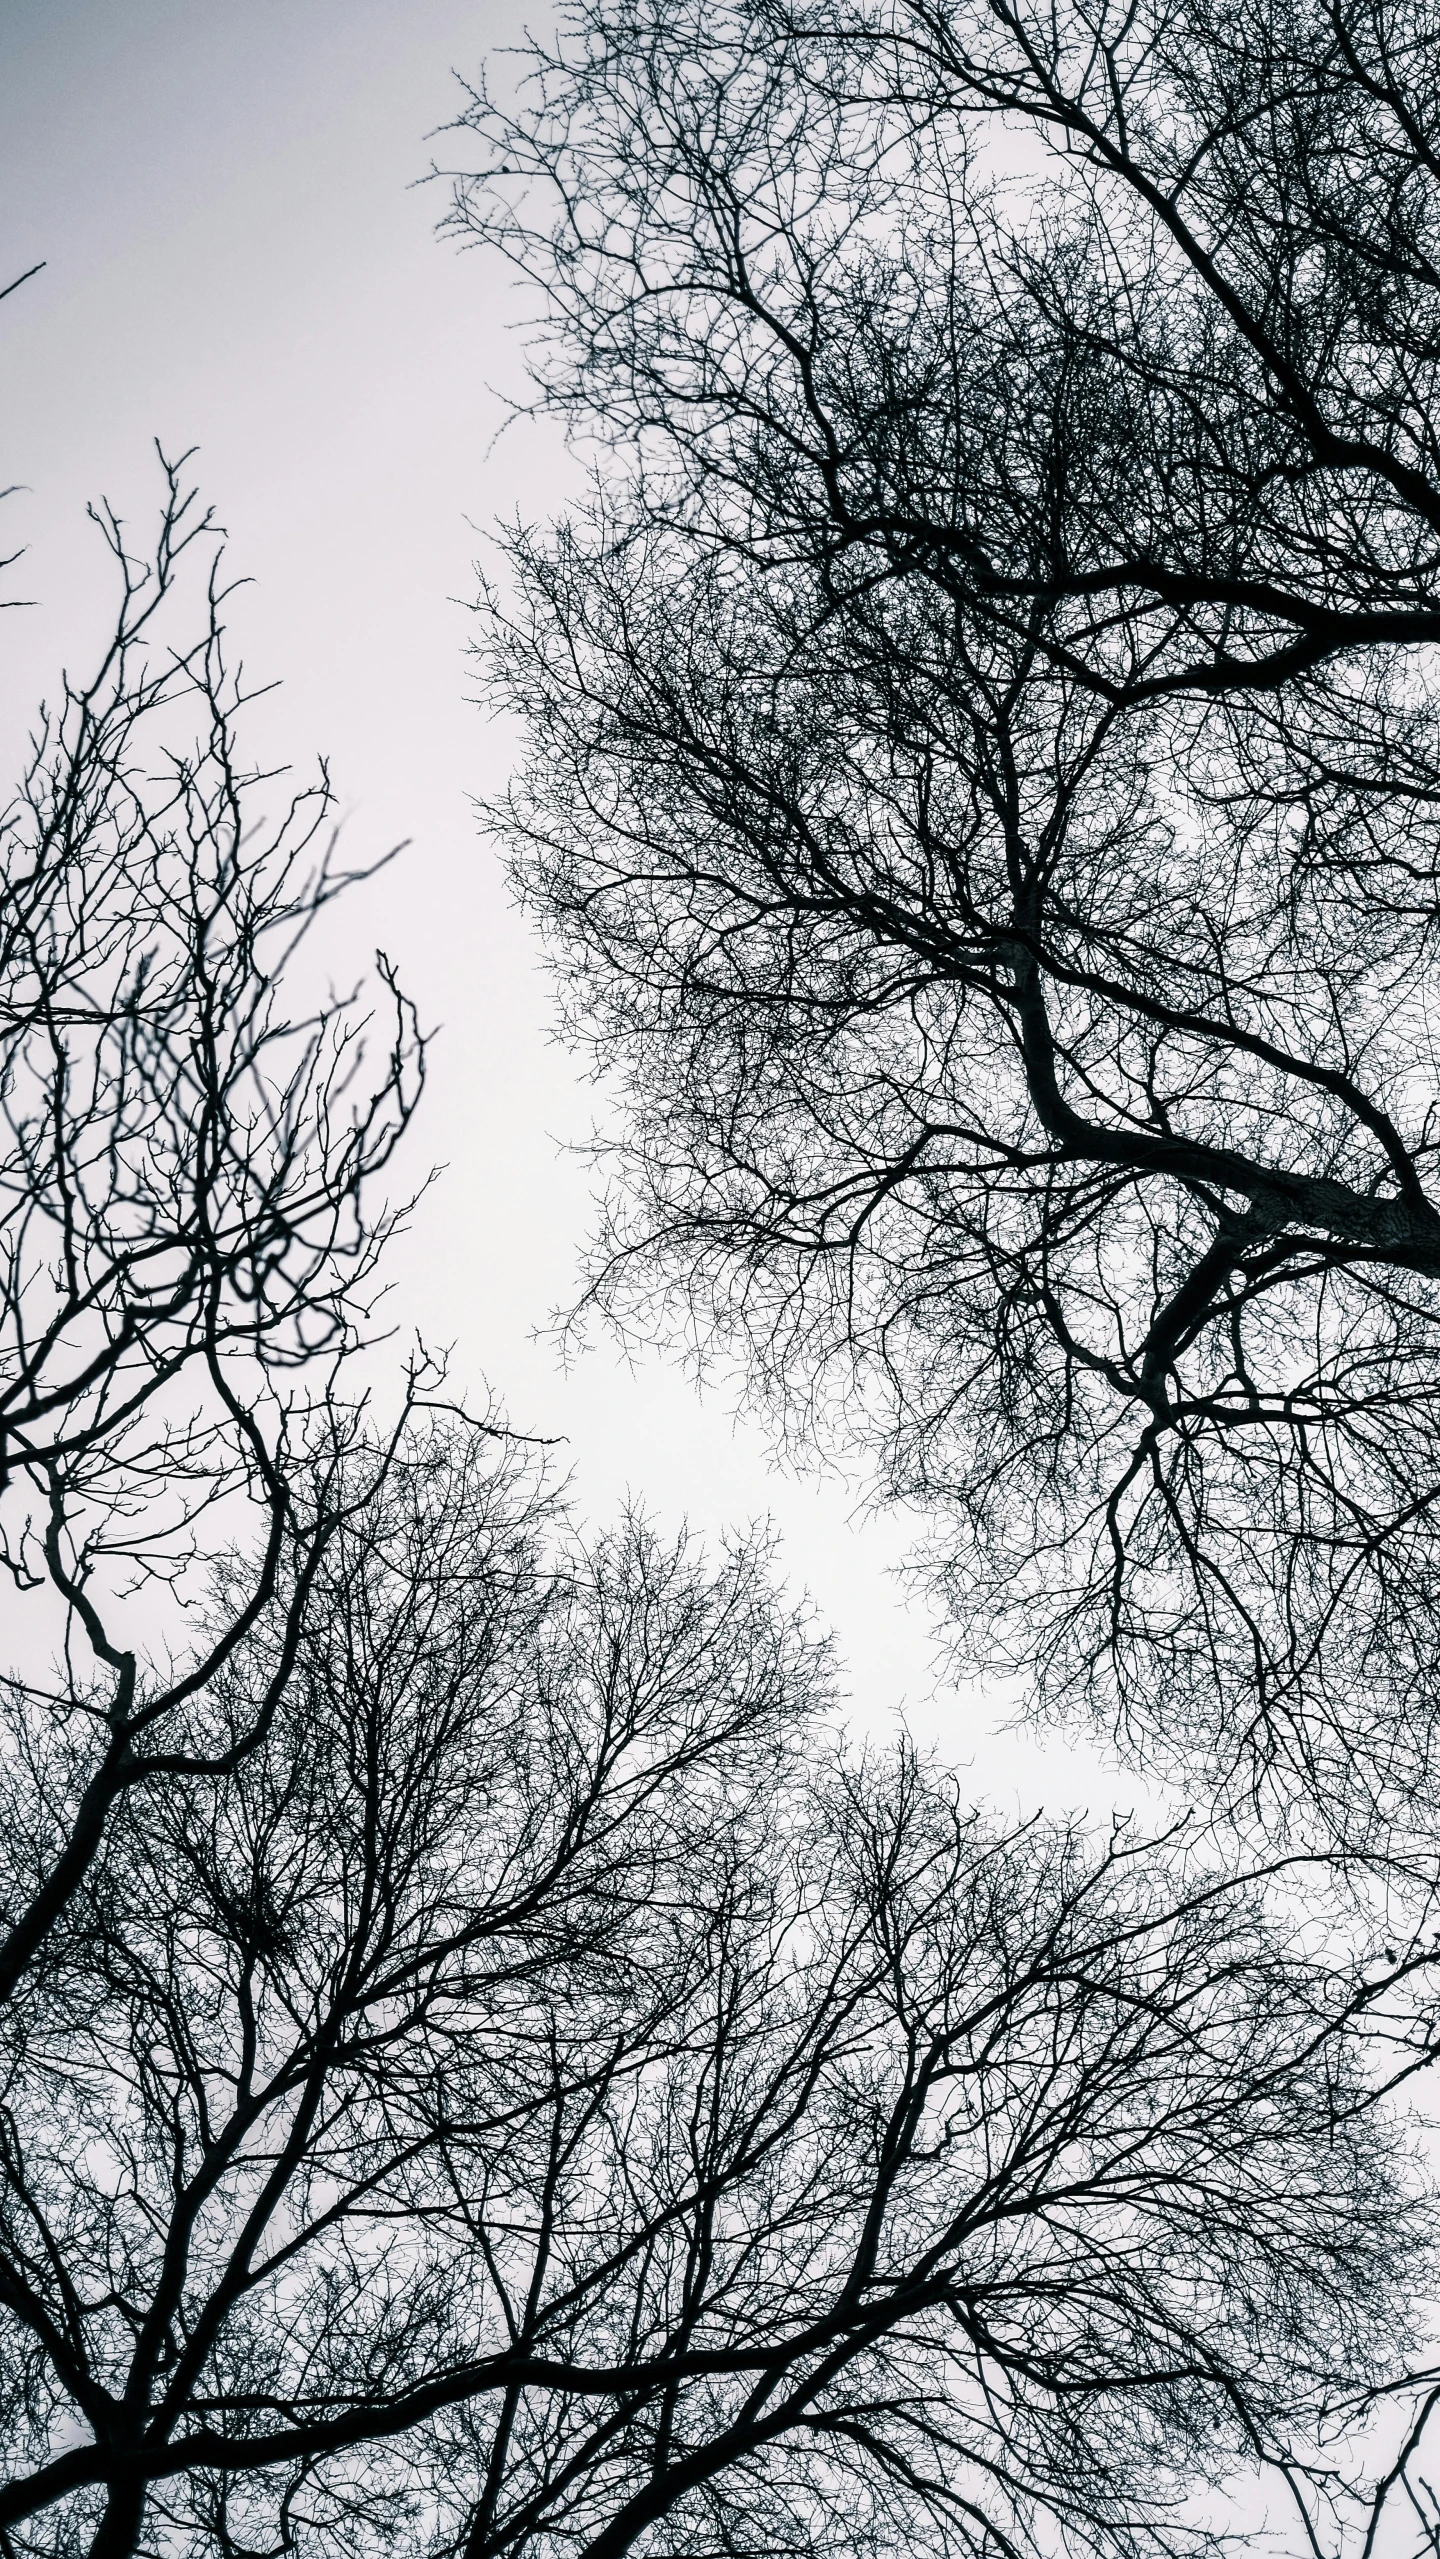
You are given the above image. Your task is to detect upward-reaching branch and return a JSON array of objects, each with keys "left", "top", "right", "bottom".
[
  {"left": 454, "top": 0, "right": 1440, "bottom": 1840},
  {"left": 0, "top": 453, "right": 425, "bottom": 1994}
]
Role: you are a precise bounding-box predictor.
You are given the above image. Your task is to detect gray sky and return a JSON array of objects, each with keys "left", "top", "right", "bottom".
[{"left": 0, "top": 0, "right": 1131, "bottom": 1804}]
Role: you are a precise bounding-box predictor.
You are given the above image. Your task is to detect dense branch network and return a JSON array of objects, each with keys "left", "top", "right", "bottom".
[
  {"left": 452, "top": 0, "right": 1440, "bottom": 1831},
  {"left": 2, "top": 107, "right": 1439, "bottom": 2559},
  {"left": 0, "top": 1435, "right": 1428, "bottom": 2559},
  {"left": 0, "top": 457, "right": 428, "bottom": 2010}
]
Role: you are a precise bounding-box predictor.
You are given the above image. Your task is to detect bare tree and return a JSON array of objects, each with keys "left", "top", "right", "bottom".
[
  {"left": 1, "top": 318, "right": 1430, "bottom": 2559},
  {"left": 0, "top": 1407, "right": 1425, "bottom": 2559},
  {"left": 0, "top": 452, "right": 422, "bottom": 2006},
  {"left": 451, "top": 0, "right": 1440, "bottom": 1835}
]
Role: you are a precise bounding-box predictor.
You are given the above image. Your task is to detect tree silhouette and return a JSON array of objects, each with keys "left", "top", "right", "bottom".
[
  {"left": 0, "top": 1427, "right": 1422, "bottom": 2559},
  {"left": 454, "top": 0, "right": 1440, "bottom": 1837},
  {"left": 0, "top": 454, "right": 423, "bottom": 2009}
]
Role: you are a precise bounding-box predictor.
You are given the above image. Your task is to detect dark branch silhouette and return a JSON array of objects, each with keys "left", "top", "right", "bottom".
[
  {"left": 0, "top": 119, "right": 1431, "bottom": 2559},
  {"left": 0, "top": 452, "right": 423, "bottom": 2011},
  {"left": 0, "top": 1428, "right": 1425, "bottom": 2559},
  {"left": 451, "top": 0, "right": 1440, "bottom": 1836}
]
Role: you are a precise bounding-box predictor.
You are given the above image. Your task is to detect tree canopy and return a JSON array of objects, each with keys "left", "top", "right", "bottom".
[
  {"left": 5, "top": 1423, "right": 1426, "bottom": 2559},
  {"left": 453, "top": 0, "right": 1440, "bottom": 1837},
  {"left": 9, "top": 22, "right": 1440, "bottom": 2542}
]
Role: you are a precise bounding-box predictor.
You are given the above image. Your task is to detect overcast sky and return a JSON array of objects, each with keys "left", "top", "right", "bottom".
[{"left": 0, "top": 0, "right": 1135, "bottom": 1807}]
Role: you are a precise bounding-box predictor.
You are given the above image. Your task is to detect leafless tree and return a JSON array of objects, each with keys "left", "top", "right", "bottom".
[
  {"left": 2, "top": 316, "right": 1431, "bottom": 2559},
  {"left": 450, "top": 0, "right": 1440, "bottom": 1835},
  {"left": 0, "top": 452, "right": 422, "bottom": 2009},
  {"left": 0, "top": 1407, "right": 1426, "bottom": 2559}
]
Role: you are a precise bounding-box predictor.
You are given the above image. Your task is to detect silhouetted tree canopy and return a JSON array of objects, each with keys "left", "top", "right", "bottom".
[
  {"left": 2, "top": 460, "right": 1434, "bottom": 2559},
  {"left": 454, "top": 0, "right": 1440, "bottom": 1838},
  {"left": 0, "top": 457, "right": 424, "bottom": 2013},
  {"left": 3, "top": 1421, "right": 1431, "bottom": 2559}
]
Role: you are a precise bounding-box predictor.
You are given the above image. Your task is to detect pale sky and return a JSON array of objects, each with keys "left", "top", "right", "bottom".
[{"left": 0, "top": 0, "right": 1133, "bottom": 1807}]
